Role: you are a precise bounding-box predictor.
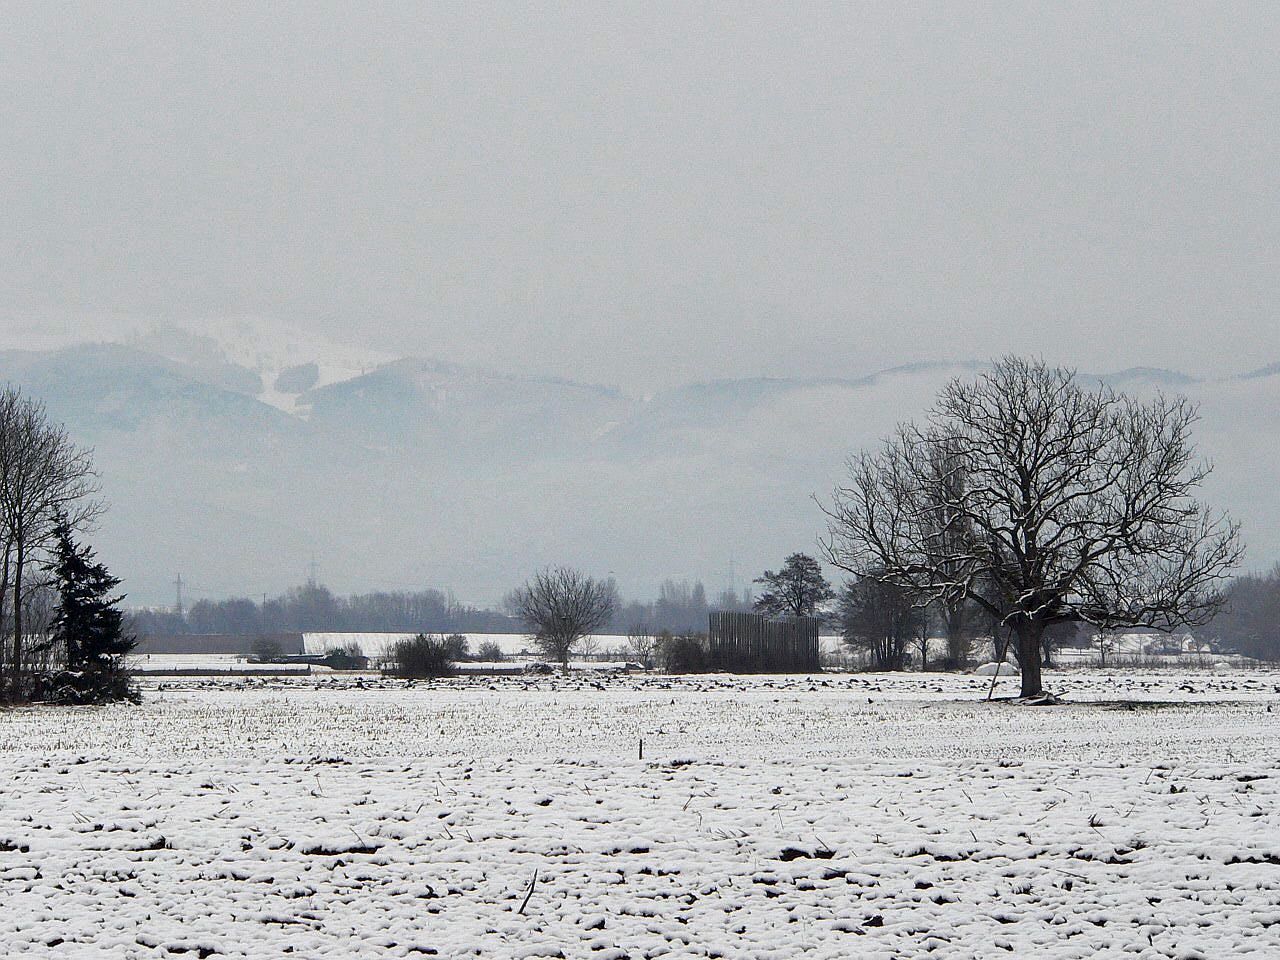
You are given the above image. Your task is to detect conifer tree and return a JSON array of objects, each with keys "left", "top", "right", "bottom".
[
  {"left": 753, "top": 553, "right": 835, "bottom": 620},
  {"left": 44, "top": 516, "right": 137, "bottom": 703}
]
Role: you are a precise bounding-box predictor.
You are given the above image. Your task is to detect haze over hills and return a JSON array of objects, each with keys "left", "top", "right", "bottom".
[{"left": 2, "top": 320, "right": 1276, "bottom": 608}]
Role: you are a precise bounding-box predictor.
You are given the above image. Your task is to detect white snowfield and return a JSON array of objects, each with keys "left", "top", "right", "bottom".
[
  {"left": 1, "top": 670, "right": 1279, "bottom": 958},
  {"left": 126, "top": 654, "right": 312, "bottom": 674}
]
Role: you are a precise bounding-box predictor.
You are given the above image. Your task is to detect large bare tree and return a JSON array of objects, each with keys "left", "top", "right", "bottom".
[
  {"left": 0, "top": 389, "right": 100, "bottom": 697},
  {"left": 511, "top": 567, "right": 616, "bottom": 669},
  {"left": 821, "top": 357, "right": 1242, "bottom": 700}
]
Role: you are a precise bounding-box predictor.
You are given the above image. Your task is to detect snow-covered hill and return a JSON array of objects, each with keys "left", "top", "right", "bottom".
[{"left": 0, "top": 317, "right": 395, "bottom": 414}]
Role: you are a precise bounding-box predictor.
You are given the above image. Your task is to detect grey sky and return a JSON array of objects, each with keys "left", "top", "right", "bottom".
[{"left": 4, "top": 2, "right": 1278, "bottom": 388}]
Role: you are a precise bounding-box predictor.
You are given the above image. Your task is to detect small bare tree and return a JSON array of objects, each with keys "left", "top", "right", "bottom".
[
  {"left": 626, "top": 624, "right": 655, "bottom": 668},
  {"left": 822, "top": 357, "right": 1242, "bottom": 700},
  {"left": 511, "top": 567, "right": 616, "bottom": 670},
  {"left": 8, "top": 573, "right": 59, "bottom": 677},
  {"left": 911, "top": 615, "right": 932, "bottom": 672}
]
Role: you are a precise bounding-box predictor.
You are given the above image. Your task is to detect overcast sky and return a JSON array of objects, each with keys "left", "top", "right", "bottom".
[{"left": 4, "top": 2, "right": 1278, "bottom": 389}]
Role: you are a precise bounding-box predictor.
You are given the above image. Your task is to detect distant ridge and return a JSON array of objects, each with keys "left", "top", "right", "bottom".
[
  {"left": 0, "top": 333, "right": 1275, "bottom": 607},
  {"left": 1240, "top": 362, "right": 1280, "bottom": 380}
]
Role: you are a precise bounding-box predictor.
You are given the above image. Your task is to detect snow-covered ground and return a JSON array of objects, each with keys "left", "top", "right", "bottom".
[
  {"left": 126, "top": 654, "right": 312, "bottom": 674},
  {"left": 1, "top": 670, "right": 1278, "bottom": 957}
]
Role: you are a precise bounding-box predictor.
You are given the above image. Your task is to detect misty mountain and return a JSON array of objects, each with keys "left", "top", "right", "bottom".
[
  {"left": 302, "top": 357, "right": 631, "bottom": 460},
  {"left": 1, "top": 335, "right": 1275, "bottom": 608}
]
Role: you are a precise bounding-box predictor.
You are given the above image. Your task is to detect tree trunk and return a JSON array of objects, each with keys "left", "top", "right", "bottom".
[
  {"left": 0, "top": 543, "right": 8, "bottom": 691},
  {"left": 11, "top": 541, "right": 23, "bottom": 699},
  {"left": 1015, "top": 619, "right": 1045, "bottom": 699},
  {"left": 945, "top": 604, "right": 966, "bottom": 669}
]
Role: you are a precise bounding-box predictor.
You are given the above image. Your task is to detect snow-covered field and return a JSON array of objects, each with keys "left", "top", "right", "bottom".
[
  {"left": 2, "top": 671, "right": 1278, "bottom": 957},
  {"left": 126, "top": 654, "right": 311, "bottom": 674}
]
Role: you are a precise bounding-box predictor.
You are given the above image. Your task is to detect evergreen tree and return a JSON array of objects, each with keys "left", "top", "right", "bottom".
[
  {"left": 753, "top": 553, "right": 835, "bottom": 620},
  {"left": 43, "top": 516, "right": 137, "bottom": 703}
]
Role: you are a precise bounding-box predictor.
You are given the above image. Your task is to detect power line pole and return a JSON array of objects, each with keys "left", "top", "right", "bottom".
[{"left": 173, "top": 573, "right": 184, "bottom": 619}]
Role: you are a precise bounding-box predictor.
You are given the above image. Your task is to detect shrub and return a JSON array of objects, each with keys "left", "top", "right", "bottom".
[
  {"left": 388, "top": 634, "right": 456, "bottom": 678},
  {"left": 443, "top": 633, "right": 469, "bottom": 660},
  {"left": 658, "top": 631, "right": 711, "bottom": 674},
  {"left": 476, "top": 640, "right": 504, "bottom": 662},
  {"left": 33, "top": 668, "right": 140, "bottom": 705},
  {"left": 321, "top": 643, "right": 367, "bottom": 670},
  {"left": 251, "top": 636, "right": 283, "bottom": 661}
]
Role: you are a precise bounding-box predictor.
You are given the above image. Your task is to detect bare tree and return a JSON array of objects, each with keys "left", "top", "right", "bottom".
[
  {"left": 837, "top": 575, "right": 924, "bottom": 671},
  {"left": 1, "top": 572, "right": 58, "bottom": 678},
  {"left": 911, "top": 614, "right": 932, "bottom": 672},
  {"left": 1097, "top": 628, "right": 1115, "bottom": 667},
  {"left": 626, "top": 623, "right": 655, "bottom": 668},
  {"left": 822, "top": 357, "right": 1242, "bottom": 700},
  {"left": 577, "top": 633, "right": 601, "bottom": 659},
  {"left": 1212, "top": 565, "right": 1280, "bottom": 660},
  {"left": 917, "top": 443, "right": 976, "bottom": 668},
  {"left": 511, "top": 567, "right": 616, "bottom": 669},
  {"left": 0, "top": 389, "right": 101, "bottom": 698}
]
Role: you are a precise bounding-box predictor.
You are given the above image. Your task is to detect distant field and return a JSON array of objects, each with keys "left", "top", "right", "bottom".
[
  {"left": 302, "top": 632, "right": 640, "bottom": 658},
  {"left": 2, "top": 671, "right": 1278, "bottom": 957},
  {"left": 126, "top": 654, "right": 312, "bottom": 674}
]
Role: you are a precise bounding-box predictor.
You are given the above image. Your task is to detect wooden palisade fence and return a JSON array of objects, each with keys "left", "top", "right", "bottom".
[{"left": 707, "top": 611, "right": 821, "bottom": 673}]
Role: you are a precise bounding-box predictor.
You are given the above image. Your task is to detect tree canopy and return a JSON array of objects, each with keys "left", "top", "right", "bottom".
[
  {"left": 753, "top": 553, "right": 835, "bottom": 620},
  {"left": 511, "top": 566, "right": 616, "bottom": 667},
  {"left": 822, "top": 357, "right": 1241, "bottom": 699}
]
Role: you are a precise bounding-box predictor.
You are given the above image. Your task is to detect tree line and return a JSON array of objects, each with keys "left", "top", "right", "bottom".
[
  {"left": 129, "top": 577, "right": 753, "bottom": 638},
  {"left": 1211, "top": 566, "right": 1280, "bottom": 660},
  {"left": 130, "top": 583, "right": 516, "bottom": 637}
]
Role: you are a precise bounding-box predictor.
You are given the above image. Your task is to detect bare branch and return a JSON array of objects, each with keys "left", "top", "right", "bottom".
[{"left": 819, "top": 357, "right": 1243, "bottom": 698}]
